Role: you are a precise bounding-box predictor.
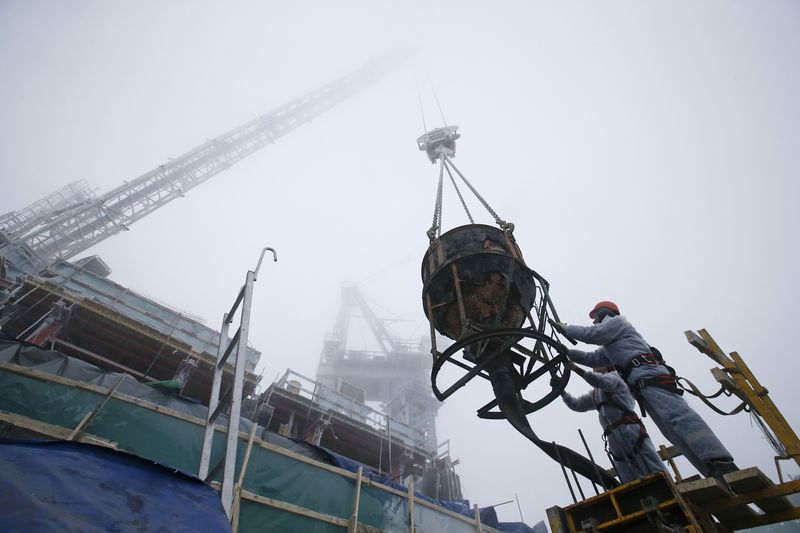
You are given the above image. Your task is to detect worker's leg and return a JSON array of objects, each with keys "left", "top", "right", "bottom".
[
  {"left": 607, "top": 431, "right": 638, "bottom": 483},
  {"left": 639, "top": 386, "right": 734, "bottom": 477},
  {"left": 610, "top": 426, "right": 666, "bottom": 481},
  {"left": 636, "top": 436, "right": 669, "bottom": 477}
]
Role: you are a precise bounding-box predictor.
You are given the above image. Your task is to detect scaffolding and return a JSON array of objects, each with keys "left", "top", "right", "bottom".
[{"left": 0, "top": 260, "right": 261, "bottom": 403}]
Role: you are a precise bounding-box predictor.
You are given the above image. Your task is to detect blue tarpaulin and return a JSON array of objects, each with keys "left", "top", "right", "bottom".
[{"left": 0, "top": 440, "right": 231, "bottom": 533}]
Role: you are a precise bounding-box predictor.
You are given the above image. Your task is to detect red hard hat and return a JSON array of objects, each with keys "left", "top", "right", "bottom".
[{"left": 589, "top": 301, "right": 620, "bottom": 319}]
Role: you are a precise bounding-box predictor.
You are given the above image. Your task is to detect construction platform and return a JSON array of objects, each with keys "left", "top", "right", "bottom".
[
  {"left": 547, "top": 468, "right": 800, "bottom": 532},
  {"left": 0, "top": 260, "right": 261, "bottom": 403}
]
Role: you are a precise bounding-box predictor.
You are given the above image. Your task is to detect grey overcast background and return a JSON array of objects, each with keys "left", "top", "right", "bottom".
[{"left": 2, "top": 0, "right": 798, "bottom": 525}]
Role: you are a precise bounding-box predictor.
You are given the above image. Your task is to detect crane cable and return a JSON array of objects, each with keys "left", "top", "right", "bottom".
[
  {"left": 416, "top": 82, "right": 428, "bottom": 134},
  {"left": 430, "top": 78, "right": 448, "bottom": 127}
]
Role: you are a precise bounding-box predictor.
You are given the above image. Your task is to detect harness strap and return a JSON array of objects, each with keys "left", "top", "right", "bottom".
[
  {"left": 595, "top": 387, "right": 650, "bottom": 461},
  {"left": 637, "top": 374, "right": 684, "bottom": 396},
  {"left": 603, "top": 412, "right": 643, "bottom": 434},
  {"left": 616, "top": 353, "right": 659, "bottom": 380},
  {"left": 603, "top": 414, "right": 649, "bottom": 461}
]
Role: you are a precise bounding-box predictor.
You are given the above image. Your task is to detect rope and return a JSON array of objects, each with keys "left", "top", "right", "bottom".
[
  {"left": 443, "top": 160, "right": 474, "bottom": 224},
  {"left": 677, "top": 377, "right": 748, "bottom": 416},
  {"left": 443, "top": 157, "right": 506, "bottom": 227},
  {"left": 427, "top": 158, "right": 445, "bottom": 241}
]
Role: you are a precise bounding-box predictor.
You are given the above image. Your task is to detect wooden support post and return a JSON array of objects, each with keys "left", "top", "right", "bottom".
[
  {"left": 348, "top": 466, "right": 363, "bottom": 533},
  {"left": 473, "top": 503, "right": 482, "bottom": 532},
  {"left": 68, "top": 375, "right": 125, "bottom": 441},
  {"left": 407, "top": 479, "right": 415, "bottom": 533},
  {"left": 231, "top": 424, "right": 258, "bottom": 532},
  {"left": 660, "top": 444, "right": 682, "bottom": 482}
]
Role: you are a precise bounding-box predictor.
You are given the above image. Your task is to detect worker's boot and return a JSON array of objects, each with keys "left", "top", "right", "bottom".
[
  {"left": 708, "top": 459, "right": 739, "bottom": 492},
  {"left": 709, "top": 459, "right": 738, "bottom": 475}
]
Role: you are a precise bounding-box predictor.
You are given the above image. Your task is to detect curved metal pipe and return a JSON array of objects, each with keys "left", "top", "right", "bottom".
[{"left": 254, "top": 247, "right": 278, "bottom": 280}]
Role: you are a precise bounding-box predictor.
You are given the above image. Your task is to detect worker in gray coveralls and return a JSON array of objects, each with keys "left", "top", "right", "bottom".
[
  {"left": 554, "top": 301, "right": 738, "bottom": 479},
  {"left": 559, "top": 362, "right": 667, "bottom": 483}
]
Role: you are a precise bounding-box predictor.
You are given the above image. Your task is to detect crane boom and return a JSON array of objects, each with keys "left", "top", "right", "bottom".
[
  {"left": 1, "top": 56, "right": 399, "bottom": 276},
  {"left": 0, "top": 180, "right": 95, "bottom": 240}
]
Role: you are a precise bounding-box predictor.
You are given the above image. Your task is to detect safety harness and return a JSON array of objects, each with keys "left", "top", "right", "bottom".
[
  {"left": 593, "top": 388, "right": 649, "bottom": 462},
  {"left": 617, "top": 351, "right": 685, "bottom": 396}
]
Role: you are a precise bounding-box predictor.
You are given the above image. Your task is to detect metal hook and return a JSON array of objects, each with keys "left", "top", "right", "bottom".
[{"left": 254, "top": 247, "right": 278, "bottom": 280}]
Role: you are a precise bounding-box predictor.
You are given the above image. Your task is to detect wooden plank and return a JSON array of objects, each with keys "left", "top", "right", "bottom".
[
  {"left": 660, "top": 444, "right": 683, "bottom": 481},
  {"left": 657, "top": 445, "right": 682, "bottom": 461},
  {"left": 0, "top": 410, "right": 118, "bottom": 450},
  {"left": 68, "top": 375, "right": 125, "bottom": 441},
  {"left": 709, "top": 480, "right": 800, "bottom": 512},
  {"left": 231, "top": 424, "right": 259, "bottom": 532},
  {"left": 725, "top": 468, "right": 794, "bottom": 513},
  {"left": 679, "top": 477, "right": 732, "bottom": 504},
  {"left": 723, "top": 507, "right": 800, "bottom": 531},
  {"left": 348, "top": 466, "right": 363, "bottom": 533},
  {"left": 407, "top": 480, "right": 415, "bottom": 532},
  {"left": 678, "top": 477, "right": 757, "bottom": 522},
  {"left": 473, "top": 503, "right": 482, "bottom": 533},
  {"left": 240, "top": 490, "right": 350, "bottom": 527}
]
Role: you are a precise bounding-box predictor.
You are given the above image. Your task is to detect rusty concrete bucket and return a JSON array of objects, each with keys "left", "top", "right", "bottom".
[
  {"left": 421, "top": 224, "right": 534, "bottom": 340},
  {"left": 421, "top": 223, "right": 571, "bottom": 419}
]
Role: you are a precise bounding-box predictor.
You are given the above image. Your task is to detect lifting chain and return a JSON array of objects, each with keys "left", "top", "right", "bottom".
[
  {"left": 427, "top": 158, "right": 445, "bottom": 242},
  {"left": 427, "top": 154, "right": 513, "bottom": 241}
]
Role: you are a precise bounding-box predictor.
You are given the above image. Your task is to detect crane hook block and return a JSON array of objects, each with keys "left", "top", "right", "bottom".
[{"left": 417, "top": 126, "right": 460, "bottom": 164}]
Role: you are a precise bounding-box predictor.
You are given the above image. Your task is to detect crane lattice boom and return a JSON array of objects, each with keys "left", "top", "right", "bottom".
[{"left": 1, "top": 56, "right": 399, "bottom": 275}]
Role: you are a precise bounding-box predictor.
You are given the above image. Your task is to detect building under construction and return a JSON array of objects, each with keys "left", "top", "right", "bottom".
[{"left": 0, "top": 255, "right": 477, "bottom": 531}]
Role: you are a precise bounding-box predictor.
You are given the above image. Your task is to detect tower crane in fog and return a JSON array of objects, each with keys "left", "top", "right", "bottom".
[{"left": 0, "top": 56, "right": 401, "bottom": 278}]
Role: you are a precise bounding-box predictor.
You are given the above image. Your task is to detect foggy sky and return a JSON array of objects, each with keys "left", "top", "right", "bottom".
[{"left": 2, "top": 1, "right": 799, "bottom": 525}]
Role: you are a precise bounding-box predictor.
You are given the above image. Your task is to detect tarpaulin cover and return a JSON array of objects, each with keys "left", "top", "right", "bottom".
[
  {"left": 0, "top": 336, "right": 226, "bottom": 425},
  {"left": 0, "top": 440, "right": 231, "bottom": 533}
]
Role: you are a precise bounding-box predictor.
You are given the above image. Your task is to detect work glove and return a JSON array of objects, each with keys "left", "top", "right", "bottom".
[
  {"left": 566, "top": 361, "right": 586, "bottom": 377},
  {"left": 553, "top": 322, "right": 568, "bottom": 335}
]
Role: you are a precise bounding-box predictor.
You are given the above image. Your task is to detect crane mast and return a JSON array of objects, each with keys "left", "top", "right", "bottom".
[{"left": 0, "top": 56, "right": 399, "bottom": 277}]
